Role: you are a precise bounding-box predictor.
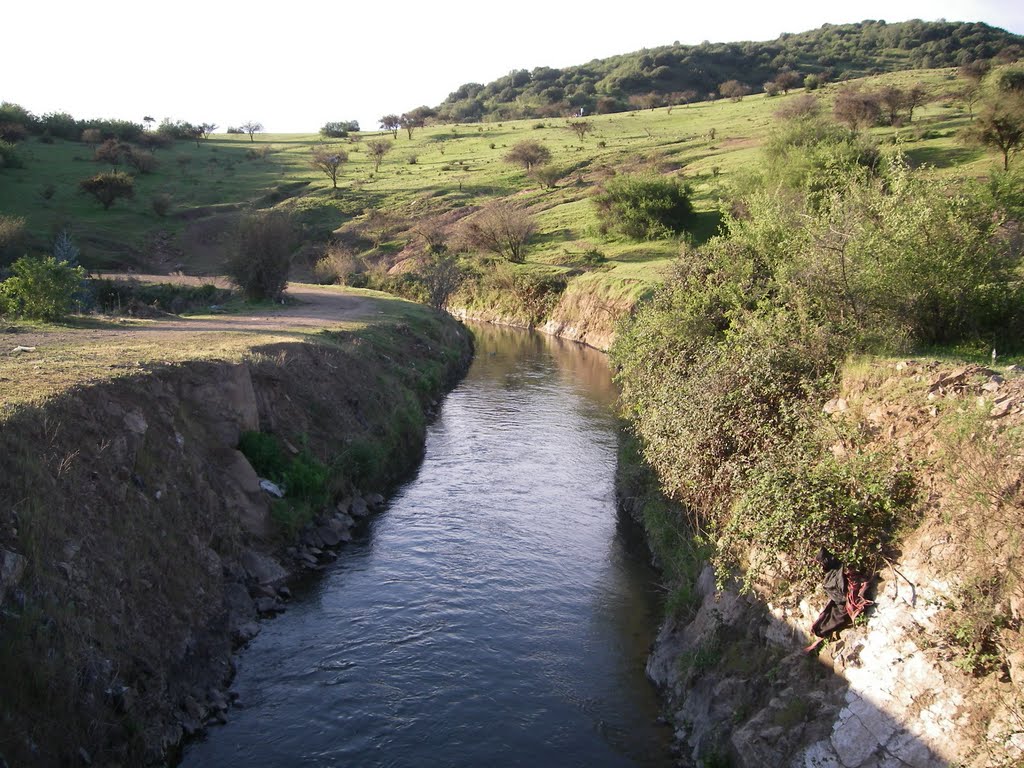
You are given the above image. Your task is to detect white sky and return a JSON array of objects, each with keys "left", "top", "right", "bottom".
[{"left": 2, "top": 0, "right": 1021, "bottom": 133}]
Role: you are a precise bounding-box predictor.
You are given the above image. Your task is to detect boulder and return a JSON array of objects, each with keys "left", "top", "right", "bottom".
[
  {"left": 350, "top": 497, "right": 369, "bottom": 518},
  {"left": 0, "top": 548, "right": 27, "bottom": 604},
  {"left": 240, "top": 549, "right": 287, "bottom": 586}
]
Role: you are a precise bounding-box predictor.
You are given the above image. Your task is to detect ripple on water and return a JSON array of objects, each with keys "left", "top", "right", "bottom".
[{"left": 181, "top": 325, "right": 672, "bottom": 768}]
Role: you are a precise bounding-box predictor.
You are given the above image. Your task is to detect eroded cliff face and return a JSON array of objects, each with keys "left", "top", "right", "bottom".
[
  {"left": 632, "top": 362, "right": 1024, "bottom": 768},
  {"left": 0, "top": 321, "right": 471, "bottom": 767}
]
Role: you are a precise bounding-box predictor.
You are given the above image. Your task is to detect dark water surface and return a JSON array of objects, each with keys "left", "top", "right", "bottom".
[{"left": 181, "top": 325, "right": 672, "bottom": 768}]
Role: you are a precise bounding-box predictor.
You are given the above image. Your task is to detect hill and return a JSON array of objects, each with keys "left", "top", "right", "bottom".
[{"left": 433, "top": 19, "right": 1024, "bottom": 121}]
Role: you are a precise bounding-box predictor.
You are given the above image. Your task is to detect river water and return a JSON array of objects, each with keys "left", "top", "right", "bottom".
[{"left": 181, "top": 324, "right": 672, "bottom": 768}]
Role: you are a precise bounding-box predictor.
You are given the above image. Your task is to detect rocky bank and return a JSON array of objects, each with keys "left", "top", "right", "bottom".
[
  {"left": 625, "top": 361, "right": 1024, "bottom": 767},
  {"left": 0, "top": 317, "right": 472, "bottom": 767}
]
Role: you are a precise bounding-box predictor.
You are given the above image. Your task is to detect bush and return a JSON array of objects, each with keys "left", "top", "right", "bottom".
[
  {"left": 0, "top": 255, "right": 86, "bottom": 321},
  {"left": 320, "top": 120, "right": 359, "bottom": 138},
  {"left": 225, "top": 210, "right": 295, "bottom": 300},
  {"left": 126, "top": 148, "right": 159, "bottom": 174},
  {"left": 504, "top": 140, "right": 551, "bottom": 170},
  {"left": 79, "top": 170, "right": 134, "bottom": 210},
  {"left": 151, "top": 193, "right": 172, "bottom": 217},
  {"left": 0, "top": 140, "right": 24, "bottom": 169},
  {"left": 593, "top": 174, "right": 695, "bottom": 239},
  {"left": 460, "top": 203, "right": 537, "bottom": 262},
  {"left": 313, "top": 243, "right": 360, "bottom": 285},
  {"left": 0, "top": 215, "right": 26, "bottom": 266},
  {"left": 530, "top": 163, "right": 567, "bottom": 188}
]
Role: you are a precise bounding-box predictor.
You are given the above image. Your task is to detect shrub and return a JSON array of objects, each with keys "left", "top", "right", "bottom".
[
  {"left": 530, "top": 163, "right": 567, "bottom": 188},
  {"left": 0, "top": 255, "right": 86, "bottom": 320},
  {"left": 593, "top": 174, "right": 695, "bottom": 239},
  {"left": 151, "top": 193, "right": 172, "bottom": 217},
  {"left": 313, "top": 243, "right": 360, "bottom": 285},
  {"left": 320, "top": 120, "right": 359, "bottom": 138},
  {"left": 0, "top": 122, "right": 28, "bottom": 143},
  {"left": 0, "top": 140, "right": 24, "bottom": 169},
  {"left": 79, "top": 171, "right": 134, "bottom": 210},
  {"left": 504, "top": 140, "right": 551, "bottom": 170},
  {"left": 460, "top": 203, "right": 536, "bottom": 262},
  {"left": 0, "top": 215, "right": 27, "bottom": 266},
  {"left": 225, "top": 210, "right": 295, "bottom": 301},
  {"left": 126, "top": 148, "right": 158, "bottom": 174}
]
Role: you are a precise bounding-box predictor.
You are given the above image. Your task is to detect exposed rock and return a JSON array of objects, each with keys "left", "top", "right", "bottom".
[
  {"left": 0, "top": 548, "right": 27, "bottom": 603},
  {"left": 365, "top": 492, "right": 385, "bottom": 509},
  {"left": 253, "top": 597, "right": 284, "bottom": 615},
  {"left": 350, "top": 497, "right": 369, "bottom": 518},
  {"left": 124, "top": 410, "right": 148, "bottom": 436},
  {"left": 240, "top": 549, "right": 286, "bottom": 586},
  {"left": 317, "top": 525, "right": 341, "bottom": 547},
  {"left": 258, "top": 478, "right": 284, "bottom": 498}
]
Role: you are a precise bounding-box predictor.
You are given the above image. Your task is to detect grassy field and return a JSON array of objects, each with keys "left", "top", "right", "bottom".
[{"left": 0, "top": 67, "right": 998, "bottom": 308}]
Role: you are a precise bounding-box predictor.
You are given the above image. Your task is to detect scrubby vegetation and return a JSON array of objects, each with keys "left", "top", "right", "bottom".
[{"left": 613, "top": 132, "right": 1024, "bottom": 593}]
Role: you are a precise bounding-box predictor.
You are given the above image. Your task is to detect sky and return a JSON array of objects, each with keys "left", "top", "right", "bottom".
[{"left": 3, "top": 0, "right": 1022, "bottom": 134}]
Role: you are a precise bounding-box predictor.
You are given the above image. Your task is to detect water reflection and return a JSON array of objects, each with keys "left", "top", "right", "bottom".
[{"left": 181, "top": 323, "right": 671, "bottom": 768}]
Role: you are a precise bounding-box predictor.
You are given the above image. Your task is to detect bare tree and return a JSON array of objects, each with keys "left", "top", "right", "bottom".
[
  {"left": 719, "top": 80, "right": 752, "bottom": 101},
  {"left": 905, "top": 84, "right": 929, "bottom": 122},
  {"left": 461, "top": 203, "right": 536, "bottom": 263},
  {"left": 567, "top": 120, "right": 593, "bottom": 140},
  {"left": 505, "top": 140, "right": 551, "bottom": 171},
  {"left": 878, "top": 86, "right": 907, "bottom": 126},
  {"left": 379, "top": 114, "right": 401, "bottom": 138},
  {"left": 774, "top": 69, "right": 802, "bottom": 95},
  {"left": 422, "top": 252, "right": 464, "bottom": 311},
  {"left": 366, "top": 138, "right": 392, "bottom": 172},
  {"left": 200, "top": 123, "right": 218, "bottom": 139},
  {"left": 310, "top": 145, "right": 349, "bottom": 189},
  {"left": 240, "top": 121, "right": 264, "bottom": 142},
  {"left": 833, "top": 88, "right": 882, "bottom": 130}
]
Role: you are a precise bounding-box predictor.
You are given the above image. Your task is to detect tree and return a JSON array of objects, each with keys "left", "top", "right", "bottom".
[
  {"left": 505, "top": 140, "right": 551, "bottom": 171},
  {"left": 904, "top": 84, "right": 928, "bottom": 122},
  {"left": 321, "top": 121, "right": 357, "bottom": 138},
  {"left": 967, "top": 104, "right": 1024, "bottom": 170},
  {"left": 719, "top": 80, "right": 751, "bottom": 101},
  {"left": 143, "top": 116, "right": 155, "bottom": 130},
  {"left": 461, "top": 203, "right": 536, "bottom": 262},
  {"left": 775, "top": 69, "right": 802, "bottom": 95},
  {"left": 878, "top": 86, "right": 907, "bottom": 125},
  {"left": 567, "top": 120, "right": 593, "bottom": 140},
  {"left": 833, "top": 88, "right": 882, "bottom": 130},
  {"left": 240, "top": 121, "right": 264, "bottom": 142},
  {"left": 225, "top": 211, "right": 295, "bottom": 301},
  {"left": 366, "top": 138, "right": 392, "bottom": 172},
  {"left": 421, "top": 252, "right": 464, "bottom": 311},
  {"left": 379, "top": 114, "right": 401, "bottom": 138},
  {"left": 964, "top": 65, "right": 1024, "bottom": 170},
  {"left": 400, "top": 112, "right": 425, "bottom": 139},
  {"left": 79, "top": 171, "right": 135, "bottom": 210},
  {"left": 94, "top": 138, "right": 126, "bottom": 167},
  {"left": 200, "top": 122, "right": 218, "bottom": 139},
  {"left": 310, "top": 145, "right": 349, "bottom": 189}
]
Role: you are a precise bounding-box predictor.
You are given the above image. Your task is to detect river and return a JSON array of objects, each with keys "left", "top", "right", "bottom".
[{"left": 180, "top": 324, "right": 672, "bottom": 767}]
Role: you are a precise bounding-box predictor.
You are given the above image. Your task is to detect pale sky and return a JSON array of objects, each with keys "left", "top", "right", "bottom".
[{"left": 3, "top": 0, "right": 1022, "bottom": 133}]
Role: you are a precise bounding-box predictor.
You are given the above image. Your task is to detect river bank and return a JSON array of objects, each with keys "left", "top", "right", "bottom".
[{"left": 0, "top": 299, "right": 472, "bottom": 767}]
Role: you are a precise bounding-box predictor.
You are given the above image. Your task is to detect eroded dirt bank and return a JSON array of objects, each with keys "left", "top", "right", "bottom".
[{"left": 0, "top": 317, "right": 472, "bottom": 767}]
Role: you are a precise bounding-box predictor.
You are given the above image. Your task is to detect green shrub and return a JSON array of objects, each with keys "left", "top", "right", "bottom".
[
  {"left": 0, "top": 215, "right": 27, "bottom": 266},
  {"left": 79, "top": 170, "right": 134, "bottom": 210},
  {"left": 225, "top": 210, "right": 295, "bottom": 301},
  {"left": 0, "top": 140, "right": 24, "bottom": 169},
  {"left": 593, "top": 174, "right": 695, "bottom": 239},
  {"left": 0, "top": 255, "right": 86, "bottom": 321}
]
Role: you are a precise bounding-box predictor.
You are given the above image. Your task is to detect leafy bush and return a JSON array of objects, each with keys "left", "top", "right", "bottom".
[
  {"left": 313, "top": 243, "right": 361, "bottom": 285},
  {"left": 79, "top": 170, "right": 134, "bottom": 210},
  {"left": 0, "top": 140, "right": 24, "bottom": 169},
  {"left": 0, "top": 255, "right": 86, "bottom": 320},
  {"left": 225, "top": 210, "right": 295, "bottom": 300},
  {"left": 593, "top": 174, "right": 695, "bottom": 239},
  {"left": 0, "top": 215, "right": 27, "bottom": 266},
  {"left": 320, "top": 120, "right": 359, "bottom": 138}
]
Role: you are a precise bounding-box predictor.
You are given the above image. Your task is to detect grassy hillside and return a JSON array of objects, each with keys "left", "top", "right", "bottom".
[{"left": 0, "top": 66, "right": 1002, "bottom": 322}]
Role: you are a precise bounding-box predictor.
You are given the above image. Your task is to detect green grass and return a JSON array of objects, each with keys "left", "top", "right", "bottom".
[{"left": 0, "top": 68, "right": 1002, "bottom": 310}]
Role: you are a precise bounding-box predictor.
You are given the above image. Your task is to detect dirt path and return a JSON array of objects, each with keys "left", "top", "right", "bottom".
[{"left": 5, "top": 276, "right": 381, "bottom": 350}]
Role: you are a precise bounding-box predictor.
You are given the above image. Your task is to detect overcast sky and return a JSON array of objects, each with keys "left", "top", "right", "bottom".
[{"left": 3, "top": 0, "right": 1022, "bottom": 133}]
